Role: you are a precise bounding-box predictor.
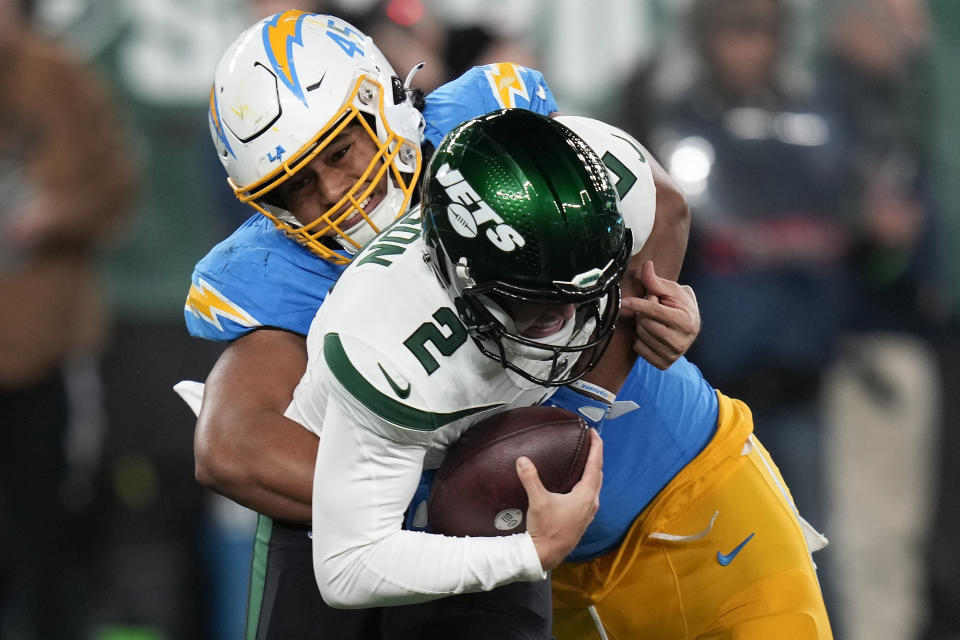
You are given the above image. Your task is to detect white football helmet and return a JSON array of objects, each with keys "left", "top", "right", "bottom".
[
  {"left": 208, "top": 10, "right": 425, "bottom": 263},
  {"left": 554, "top": 116, "right": 657, "bottom": 255}
]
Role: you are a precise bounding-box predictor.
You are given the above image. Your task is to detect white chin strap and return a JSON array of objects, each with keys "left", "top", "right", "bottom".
[
  {"left": 336, "top": 178, "right": 406, "bottom": 254},
  {"left": 267, "top": 203, "right": 300, "bottom": 227}
]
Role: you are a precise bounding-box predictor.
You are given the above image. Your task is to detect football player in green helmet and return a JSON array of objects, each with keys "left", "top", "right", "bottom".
[
  {"left": 421, "top": 109, "right": 631, "bottom": 386},
  {"left": 284, "top": 109, "right": 656, "bottom": 608},
  {"left": 185, "top": 13, "right": 695, "bottom": 636},
  {"left": 291, "top": 109, "right": 830, "bottom": 638}
]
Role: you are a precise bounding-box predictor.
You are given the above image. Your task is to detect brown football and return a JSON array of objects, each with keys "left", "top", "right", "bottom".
[{"left": 427, "top": 405, "right": 590, "bottom": 537}]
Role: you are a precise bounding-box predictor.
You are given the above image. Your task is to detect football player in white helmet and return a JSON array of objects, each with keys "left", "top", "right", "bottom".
[
  {"left": 209, "top": 10, "right": 424, "bottom": 262},
  {"left": 184, "top": 10, "right": 698, "bottom": 640}
]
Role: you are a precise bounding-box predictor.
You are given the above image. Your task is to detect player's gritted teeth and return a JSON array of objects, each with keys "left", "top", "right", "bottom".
[
  {"left": 336, "top": 192, "right": 377, "bottom": 231},
  {"left": 512, "top": 303, "right": 575, "bottom": 339}
]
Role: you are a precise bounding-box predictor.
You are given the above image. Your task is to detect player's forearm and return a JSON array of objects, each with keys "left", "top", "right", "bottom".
[
  {"left": 195, "top": 409, "right": 316, "bottom": 522},
  {"left": 311, "top": 406, "right": 545, "bottom": 608},
  {"left": 314, "top": 528, "right": 544, "bottom": 608},
  {"left": 194, "top": 329, "right": 316, "bottom": 521},
  {"left": 583, "top": 157, "right": 691, "bottom": 390},
  {"left": 207, "top": 480, "right": 312, "bottom": 523}
]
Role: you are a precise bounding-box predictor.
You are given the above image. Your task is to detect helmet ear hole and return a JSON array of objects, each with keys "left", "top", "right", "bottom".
[
  {"left": 391, "top": 76, "right": 406, "bottom": 105},
  {"left": 221, "top": 63, "right": 282, "bottom": 142}
]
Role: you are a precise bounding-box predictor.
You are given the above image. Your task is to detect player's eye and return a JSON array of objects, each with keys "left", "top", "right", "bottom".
[
  {"left": 329, "top": 143, "right": 351, "bottom": 163},
  {"left": 281, "top": 174, "right": 313, "bottom": 200}
]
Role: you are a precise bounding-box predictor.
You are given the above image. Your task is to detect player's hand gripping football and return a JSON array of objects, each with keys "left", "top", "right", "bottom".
[
  {"left": 620, "top": 260, "right": 700, "bottom": 370},
  {"left": 516, "top": 428, "right": 603, "bottom": 570}
]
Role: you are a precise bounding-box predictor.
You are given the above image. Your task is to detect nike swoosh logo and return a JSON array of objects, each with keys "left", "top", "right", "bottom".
[
  {"left": 378, "top": 363, "right": 411, "bottom": 399},
  {"left": 717, "top": 532, "right": 755, "bottom": 566}
]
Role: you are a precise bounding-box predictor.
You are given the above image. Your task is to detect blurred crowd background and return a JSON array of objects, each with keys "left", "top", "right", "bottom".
[{"left": 1, "top": 0, "right": 959, "bottom": 638}]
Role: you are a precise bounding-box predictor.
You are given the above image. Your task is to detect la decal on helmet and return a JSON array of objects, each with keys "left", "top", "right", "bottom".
[
  {"left": 208, "top": 10, "right": 425, "bottom": 264},
  {"left": 421, "top": 109, "right": 632, "bottom": 386}
]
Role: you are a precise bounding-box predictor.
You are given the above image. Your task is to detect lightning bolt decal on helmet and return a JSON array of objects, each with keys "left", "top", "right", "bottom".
[
  {"left": 208, "top": 10, "right": 425, "bottom": 264},
  {"left": 421, "top": 109, "right": 632, "bottom": 386}
]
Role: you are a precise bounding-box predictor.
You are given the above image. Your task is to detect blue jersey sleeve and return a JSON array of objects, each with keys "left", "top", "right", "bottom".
[
  {"left": 184, "top": 215, "right": 345, "bottom": 341},
  {"left": 422, "top": 62, "right": 559, "bottom": 148}
]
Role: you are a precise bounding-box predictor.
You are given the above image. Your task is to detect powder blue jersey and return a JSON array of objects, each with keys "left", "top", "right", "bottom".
[
  {"left": 546, "top": 356, "right": 719, "bottom": 561},
  {"left": 181, "top": 61, "right": 712, "bottom": 566},
  {"left": 184, "top": 214, "right": 346, "bottom": 340}
]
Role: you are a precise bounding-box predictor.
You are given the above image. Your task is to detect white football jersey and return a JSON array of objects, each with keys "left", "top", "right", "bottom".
[
  {"left": 287, "top": 207, "right": 553, "bottom": 608},
  {"left": 290, "top": 206, "right": 554, "bottom": 453}
]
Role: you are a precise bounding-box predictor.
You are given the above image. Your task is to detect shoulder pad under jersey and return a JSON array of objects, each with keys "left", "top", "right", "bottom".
[{"left": 423, "top": 62, "right": 558, "bottom": 148}]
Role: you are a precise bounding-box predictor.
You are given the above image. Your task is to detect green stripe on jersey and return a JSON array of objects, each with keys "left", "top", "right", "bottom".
[
  {"left": 245, "top": 515, "right": 273, "bottom": 640},
  {"left": 324, "top": 332, "right": 500, "bottom": 430}
]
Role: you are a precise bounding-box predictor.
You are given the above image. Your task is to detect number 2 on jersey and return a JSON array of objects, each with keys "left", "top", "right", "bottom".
[{"left": 404, "top": 308, "right": 469, "bottom": 374}]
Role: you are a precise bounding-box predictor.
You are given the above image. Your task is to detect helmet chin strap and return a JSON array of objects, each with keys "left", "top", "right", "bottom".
[
  {"left": 404, "top": 62, "right": 425, "bottom": 92},
  {"left": 335, "top": 176, "right": 406, "bottom": 253},
  {"left": 267, "top": 203, "right": 301, "bottom": 227}
]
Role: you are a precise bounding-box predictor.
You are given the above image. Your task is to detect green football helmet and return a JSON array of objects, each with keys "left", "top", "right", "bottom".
[{"left": 421, "top": 109, "right": 633, "bottom": 386}]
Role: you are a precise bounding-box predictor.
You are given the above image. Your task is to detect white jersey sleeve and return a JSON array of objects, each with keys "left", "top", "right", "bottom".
[{"left": 309, "top": 379, "right": 545, "bottom": 608}]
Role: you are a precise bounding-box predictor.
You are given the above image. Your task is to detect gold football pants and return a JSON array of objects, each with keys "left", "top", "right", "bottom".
[{"left": 553, "top": 392, "right": 833, "bottom": 639}]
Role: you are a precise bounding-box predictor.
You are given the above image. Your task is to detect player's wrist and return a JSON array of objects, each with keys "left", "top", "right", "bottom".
[{"left": 532, "top": 536, "right": 570, "bottom": 571}]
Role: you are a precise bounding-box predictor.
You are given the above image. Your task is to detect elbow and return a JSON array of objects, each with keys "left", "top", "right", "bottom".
[
  {"left": 313, "top": 561, "right": 369, "bottom": 609},
  {"left": 194, "top": 424, "right": 244, "bottom": 493},
  {"left": 193, "top": 444, "right": 226, "bottom": 492},
  {"left": 652, "top": 161, "right": 691, "bottom": 237},
  {"left": 312, "top": 538, "right": 393, "bottom": 609},
  {"left": 318, "top": 589, "right": 365, "bottom": 610},
  {"left": 193, "top": 448, "right": 222, "bottom": 490},
  {"left": 664, "top": 184, "right": 691, "bottom": 236}
]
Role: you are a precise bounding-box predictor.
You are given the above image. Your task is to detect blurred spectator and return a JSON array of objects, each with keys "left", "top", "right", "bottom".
[
  {"left": 364, "top": 1, "right": 450, "bottom": 93},
  {"left": 815, "top": 1, "right": 945, "bottom": 639},
  {"left": 0, "top": 0, "right": 136, "bottom": 637},
  {"left": 644, "top": 0, "right": 854, "bottom": 622},
  {"left": 530, "top": 0, "right": 655, "bottom": 118},
  {"left": 27, "top": 1, "right": 253, "bottom": 637},
  {"left": 922, "top": 1, "right": 960, "bottom": 639},
  {"left": 362, "top": 0, "right": 541, "bottom": 96}
]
